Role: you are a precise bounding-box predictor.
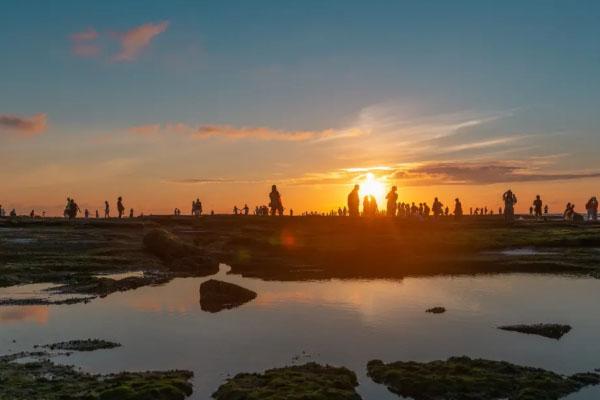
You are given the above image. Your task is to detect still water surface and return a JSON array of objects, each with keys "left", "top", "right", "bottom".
[{"left": 1, "top": 266, "right": 600, "bottom": 399}]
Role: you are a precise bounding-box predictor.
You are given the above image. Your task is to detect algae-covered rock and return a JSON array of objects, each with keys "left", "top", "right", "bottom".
[
  {"left": 199, "top": 279, "right": 257, "bottom": 313},
  {"left": 212, "top": 362, "right": 361, "bottom": 400},
  {"left": 425, "top": 306, "right": 446, "bottom": 314},
  {"left": 498, "top": 323, "right": 572, "bottom": 340},
  {"left": 367, "top": 356, "right": 600, "bottom": 400},
  {"left": 40, "top": 339, "right": 121, "bottom": 352},
  {"left": 0, "top": 353, "right": 193, "bottom": 400},
  {"left": 143, "top": 228, "right": 200, "bottom": 260},
  {"left": 170, "top": 255, "right": 219, "bottom": 276}
]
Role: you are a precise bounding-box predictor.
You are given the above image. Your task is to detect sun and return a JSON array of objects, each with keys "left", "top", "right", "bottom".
[{"left": 359, "top": 173, "right": 386, "bottom": 205}]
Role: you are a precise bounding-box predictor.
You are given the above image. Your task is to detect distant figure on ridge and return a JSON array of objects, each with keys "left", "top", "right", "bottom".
[
  {"left": 243, "top": 204, "right": 249, "bottom": 215},
  {"left": 386, "top": 186, "right": 398, "bottom": 217},
  {"left": 586, "top": 196, "right": 598, "bottom": 221},
  {"left": 269, "top": 185, "right": 284, "bottom": 216},
  {"left": 454, "top": 198, "right": 463, "bottom": 219},
  {"left": 363, "top": 195, "right": 371, "bottom": 216},
  {"left": 129, "top": 208, "right": 134, "bottom": 218},
  {"left": 502, "top": 189, "right": 517, "bottom": 223},
  {"left": 192, "top": 198, "right": 203, "bottom": 216},
  {"left": 117, "top": 197, "right": 125, "bottom": 219},
  {"left": 104, "top": 201, "right": 110, "bottom": 218},
  {"left": 533, "top": 195, "right": 543, "bottom": 220},
  {"left": 432, "top": 197, "right": 444, "bottom": 218},
  {"left": 348, "top": 185, "right": 360, "bottom": 217}
]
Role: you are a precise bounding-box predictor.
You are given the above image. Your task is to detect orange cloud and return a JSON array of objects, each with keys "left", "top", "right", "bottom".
[
  {"left": 128, "top": 123, "right": 161, "bottom": 136},
  {"left": 70, "top": 28, "right": 98, "bottom": 42},
  {"left": 113, "top": 21, "right": 169, "bottom": 62},
  {"left": 0, "top": 113, "right": 47, "bottom": 136}
]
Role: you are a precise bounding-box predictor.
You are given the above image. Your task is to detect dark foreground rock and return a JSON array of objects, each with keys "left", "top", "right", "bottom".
[
  {"left": 170, "top": 255, "right": 219, "bottom": 276},
  {"left": 143, "top": 228, "right": 201, "bottom": 260},
  {"left": 212, "top": 362, "right": 361, "bottom": 400},
  {"left": 39, "top": 339, "right": 121, "bottom": 352},
  {"left": 367, "top": 356, "right": 600, "bottom": 400},
  {"left": 199, "top": 279, "right": 257, "bottom": 313},
  {"left": 0, "top": 352, "right": 193, "bottom": 400},
  {"left": 425, "top": 306, "right": 446, "bottom": 314},
  {"left": 498, "top": 323, "right": 572, "bottom": 340}
]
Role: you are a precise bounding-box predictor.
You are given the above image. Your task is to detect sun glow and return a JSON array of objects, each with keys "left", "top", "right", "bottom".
[{"left": 359, "top": 172, "right": 386, "bottom": 206}]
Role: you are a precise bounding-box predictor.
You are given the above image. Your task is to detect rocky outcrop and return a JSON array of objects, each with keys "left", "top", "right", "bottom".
[
  {"left": 199, "top": 279, "right": 257, "bottom": 313},
  {"left": 143, "top": 228, "right": 201, "bottom": 260},
  {"left": 498, "top": 323, "right": 572, "bottom": 339}
]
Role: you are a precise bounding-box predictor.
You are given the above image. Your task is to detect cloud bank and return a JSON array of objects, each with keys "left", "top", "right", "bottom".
[{"left": 0, "top": 113, "right": 47, "bottom": 136}]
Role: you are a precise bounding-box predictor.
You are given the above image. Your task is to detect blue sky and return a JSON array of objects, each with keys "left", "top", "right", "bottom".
[{"left": 1, "top": 1, "right": 599, "bottom": 214}]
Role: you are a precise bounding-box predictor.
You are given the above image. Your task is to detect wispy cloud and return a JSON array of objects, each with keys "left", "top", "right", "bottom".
[
  {"left": 70, "top": 28, "right": 100, "bottom": 58},
  {"left": 0, "top": 113, "right": 47, "bottom": 136},
  {"left": 128, "top": 122, "right": 366, "bottom": 142},
  {"left": 112, "top": 21, "right": 169, "bottom": 62}
]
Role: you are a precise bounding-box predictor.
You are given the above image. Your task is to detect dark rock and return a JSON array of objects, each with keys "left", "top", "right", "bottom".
[
  {"left": 199, "top": 279, "right": 257, "bottom": 313},
  {"left": 143, "top": 228, "right": 200, "bottom": 260},
  {"left": 425, "top": 306, "right": 446, "bottom": 314},
  {"left": 367, "top": 356, "right": 600, "bottom": 400},
  {"left": 212, "top": 362, "right": 361, "bottom": 400},
  {"left": 0, "top": 296, "right": 96, "bottom": 306},
  {"left": 41, "top": 339, "right": 121, "bottom": 352},
  {"left": 498, "top": 323, "right": 572, "bottom": 339}
]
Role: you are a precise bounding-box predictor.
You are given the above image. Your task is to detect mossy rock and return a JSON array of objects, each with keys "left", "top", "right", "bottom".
[
  {"left": 212, "top": 362, "right": 361, "bottom": 399},
  {"left": 200, "top": 279, "right": 257, "bottom": 313},
  {"left": 143, "top": 228, "right": 200, "bottom": 260},
  {"left": 367, "top": 356, "right": 600, "bottom": 400},
  {"left": 0, "top": 353, "right": 193, "bottom": 400},
  {"left": 498, "top": 323, "right": 572, "bottom": 340}
]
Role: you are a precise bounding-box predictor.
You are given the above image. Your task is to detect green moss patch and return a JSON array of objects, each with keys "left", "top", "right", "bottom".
[
  {"left": 212, "top": 362, "right": 361, "bottom": 400},
  {"left": 367, "top": 356, "right": 600, "bottom": 400}
]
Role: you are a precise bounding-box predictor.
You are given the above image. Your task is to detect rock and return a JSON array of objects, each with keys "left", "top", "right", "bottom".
[
  {"left": 199, "top": 279, "right": 257, "bottom": 313},
  {"left": 212, "top": 362, "right": 361, "bottom": 400},
  {"left": 41, "top": 339, "right": 121, "bottom": 352},
  {"left": 367, "top": 356, "right": 600, "bottom": 400},
  {"left": 143, "top": 228, "right": 200, "bottom": 260},
  {"left": 425, "top": 306, "right": 446, "bottom": 314},
  {"left": 498, "top": 323, "right": 572, "bottom": 339},
  {"left": 169, "top": 256, "right": 219, "bottom": 277}
]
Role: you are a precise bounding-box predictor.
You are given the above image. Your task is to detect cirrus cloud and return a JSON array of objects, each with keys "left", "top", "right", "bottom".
[
  {"left": 0, "top": 113, "right": 47, "bottom": 137},
  {"left": 112, "top": 21, "right": 170, "bottom": 62}
]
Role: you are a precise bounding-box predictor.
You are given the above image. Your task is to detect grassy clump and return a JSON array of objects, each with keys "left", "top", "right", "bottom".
[
  {"left": 0, "top": 353, "right": 193, "bottom": 400},
  {"left": 40, "top": 339, "right": 121, "bottom": 351},
  {"left": 498, "top": 324, "right": 572, "bottom": 340},
  {"left": 212, "top": 362, "right": 361, "bottom": 400},
  {"left": 367, "top": 356, "right": 600, "bottom": 400}
]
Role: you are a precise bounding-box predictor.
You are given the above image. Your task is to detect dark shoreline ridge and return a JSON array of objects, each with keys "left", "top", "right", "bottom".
[
  {"left": 2, "top": 217, "right": 600, "bottom": 304},
  {"left": 37, "top": 339, "right": 121, "bottom": 352},
  {"left": 367, "top": 357, "right": 600, "bottom": 400}
]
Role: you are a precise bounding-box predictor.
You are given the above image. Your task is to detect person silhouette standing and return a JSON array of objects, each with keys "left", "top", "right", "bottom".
[
  {"left": 386, "top": 186, "right": 398, "bottom": 217},
  {"left": 348, "top": 185, "right": 360, "bottom": 217},
  {"left": 502, "top": 189, "right": 517, "bottom": 223},
  {"left": 117, "top": 197, "right": 125, "bottom": 219},
  {"left": 269, "top": 185, "right": 284, "bottom": 216},
  {"left": 104, "top": 201, "right": 110, "bottom": 218}
]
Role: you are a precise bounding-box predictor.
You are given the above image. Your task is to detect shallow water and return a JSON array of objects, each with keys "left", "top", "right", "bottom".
[{"left": 2, "top": 267, "right": 600, "bottom": 399}]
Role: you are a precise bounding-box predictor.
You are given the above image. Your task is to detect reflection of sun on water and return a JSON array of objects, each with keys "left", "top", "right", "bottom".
[{"left": 359, "top": 172, "right": 386, "bottom": 206}]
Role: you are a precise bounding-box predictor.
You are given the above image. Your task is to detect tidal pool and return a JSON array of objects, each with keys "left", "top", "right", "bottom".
[{"left": 1, "top": 266, "right": 600, "bottom": 399}]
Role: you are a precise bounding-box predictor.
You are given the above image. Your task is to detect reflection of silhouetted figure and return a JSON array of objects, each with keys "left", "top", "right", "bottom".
[
  {"left": 502, "top": 189, "right": 517, "bottom": 223},
  {"left": 386, "top": 186, "right": 398, "bottom": 217},
  {"left": 269, "top": 185, "right": 284, "bottom": 216},
  {"left": 117, "top": 197, "right": 125, "bottom": 219},
  {"left": 454, "top": 198, "right": 463, "bottom": 219},
  {"left": 104, "top": 201, "right": 110, "bottom": 218},
  {"left": 348, "top": 185, "right": 360, "bottom": 217},
  {"left": 533, "top": 195, "right": 543, "bottom": 219}
]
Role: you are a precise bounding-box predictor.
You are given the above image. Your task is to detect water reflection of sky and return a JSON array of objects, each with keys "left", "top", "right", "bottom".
[{"left": 1, "top": 267, "right": 600, "bottom": 399}]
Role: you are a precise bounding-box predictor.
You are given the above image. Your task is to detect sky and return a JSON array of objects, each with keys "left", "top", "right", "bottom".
[{"left": 1, "top": 0, "right": 599, "bottom": 215}]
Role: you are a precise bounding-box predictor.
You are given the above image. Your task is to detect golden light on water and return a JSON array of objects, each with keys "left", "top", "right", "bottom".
[{"left": 359, "top": 172, "right": 387, "bottom": 206}]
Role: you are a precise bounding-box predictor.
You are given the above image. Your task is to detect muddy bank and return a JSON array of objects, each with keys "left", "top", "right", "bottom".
[
  {"left": 367, "top": 356, "right": 600, "bottom": 400},
  {"left": 212, "top": 362, "right": 361, "bottom": 400}
]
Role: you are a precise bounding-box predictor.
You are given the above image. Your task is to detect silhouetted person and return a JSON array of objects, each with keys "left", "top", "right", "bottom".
[
  {"left": 544, "top": 205, "right": 549, "bottom": 215},
  {"left": 129, "top": 208, "right": 134, "bottom": 218},
  {"left": 104, "top": 201, "right": 110, "bottom": 218},
  {"left": 502, "top": 189, "right": 517, "bottom": 223},
  {"left": 386, "top": 186, "right": 398, "bottom": 216},
  {"left": 454, "top": 198, "right": 463, "bottom": 219},
  {"left": 30, "top": 209, "right": 35, "bottom": 218},
  {"left": 290, "top": 208, "right": 294, "bottom": 217},
  {"left": 269, "top": 185, "right": 283, "bottom": 216},
  {"left": 95, "top": 210, "right": 99, "bottom": 218},
  {"left": 586, "top": 196, "right": 598, "bottom": 221},
  {"left": 363, "top": 195, "right": 371, "bottom": 216},
  {"left": 529, "top": 206, "right": 534, "bottom": 216},
  {"left": 10, "top": 209, "right": 16, "bottom": 217},
  {"left": 432, "top": 197, "right": 443, "bottom": 218},
  {"left": 533, "top": 195, "right": 543, "bottom": 219},
  {"left": 84, "top": 209, "right": 89, "bottom": 218},
  {"left": 347, "top": 185, "right": 360, "bottom": 217},
  {"left": 243, "top": 204, "right": 249, "bottom": 215},
  {"left": 117, "top": 197, "right": 125, "bottom": 218},
  {"left": 564, "top": 202, "right": 574, "bottom": 221},
  {"left": 192, "top": 198, "right": 203, "bottom": 216}
]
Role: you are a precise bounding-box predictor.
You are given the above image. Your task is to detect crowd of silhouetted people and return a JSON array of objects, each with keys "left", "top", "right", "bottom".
[{"left": 1, "top": 183, "right": 599, "bottom": 224}]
